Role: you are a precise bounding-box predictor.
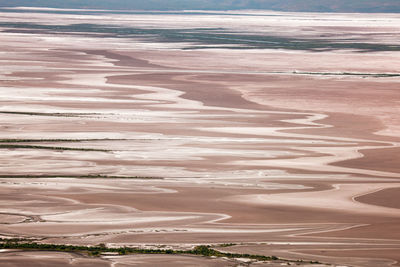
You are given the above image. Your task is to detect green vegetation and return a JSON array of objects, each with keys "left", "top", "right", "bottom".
[
  {"left": 0, "top": 174, "right": 161, "bottom": 179},
  {"left": 0, "top": 111, "right": 98, "bottom": 117},
  {"left": 0, "top": 242, "right": 321, "bottom": 264},
  {"left": 0, "top": 144, "right": 109, "bottom": 152},
  {"left": 292, "top": 71, "right": 400, "bottom": 78},
  {"left": 0, "top": 139, "right": 87, "bottom": 143},
  {"left": 0, "top": 138, "right": 161, "bottom": 143},
  {"left": 0, "top": 138, "right": 127, "bottom": 143}
]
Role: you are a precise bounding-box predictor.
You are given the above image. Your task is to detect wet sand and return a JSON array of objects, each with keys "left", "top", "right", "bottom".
[
  {"left": 0, "top": 250, "right": 236, "bottom": 267},
  {"left": 356, "top": 187, "right": 400, "bottom": 209},
  {"left": 0, "top": 9, "right": 400, "bottom": 267}
]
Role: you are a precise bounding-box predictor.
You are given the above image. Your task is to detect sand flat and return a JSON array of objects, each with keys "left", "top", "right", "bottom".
[{"left": 0, "top": 8, "right": 399, "bottom": 267}]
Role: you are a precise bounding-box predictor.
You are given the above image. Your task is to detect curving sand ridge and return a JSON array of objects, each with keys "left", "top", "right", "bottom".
[
  {"left": 0, "top": 9, "right": 400, "bottom": 267},
  {"left": 230, "top": 183, "right": 400, "bottom": 217}
]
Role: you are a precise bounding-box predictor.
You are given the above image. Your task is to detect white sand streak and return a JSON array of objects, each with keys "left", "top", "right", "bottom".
[{"left": 228, "top": 183, "right": 400, "bottom": 217}]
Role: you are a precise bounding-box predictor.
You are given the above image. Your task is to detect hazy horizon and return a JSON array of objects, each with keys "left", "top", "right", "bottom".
[{"left": 0, "top": 0, "right": 400, "bottom": 13}]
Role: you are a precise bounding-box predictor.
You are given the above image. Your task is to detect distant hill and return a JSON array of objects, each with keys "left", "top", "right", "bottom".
[{"left": 0, "top": 0, "right": 399, "bottom": 13}]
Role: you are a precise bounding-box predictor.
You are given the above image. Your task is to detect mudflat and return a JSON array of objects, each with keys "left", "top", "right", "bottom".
[{"left": 0, "top": 8, "right": 399, "bottom": 267}]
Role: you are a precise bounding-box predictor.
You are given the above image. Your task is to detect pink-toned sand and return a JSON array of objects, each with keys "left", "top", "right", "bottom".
[{"left": 0, "top": 9, "right": 399, "bottom": 267}]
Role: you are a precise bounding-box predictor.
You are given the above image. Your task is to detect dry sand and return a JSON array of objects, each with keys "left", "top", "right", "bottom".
[{"left": 0, "top": 9, "right": 399, "bottom": 267}]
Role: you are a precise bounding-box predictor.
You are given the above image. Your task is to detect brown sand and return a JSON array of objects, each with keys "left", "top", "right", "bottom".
[
  {"left": 356, "top": 187, "right": 400, "bottom": 209},
  {"left": 0, "top": 251, "right": 235, "bottom": 267},
  {"left": 0, "top": 9, "right": 399, "bottom": 267}
]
